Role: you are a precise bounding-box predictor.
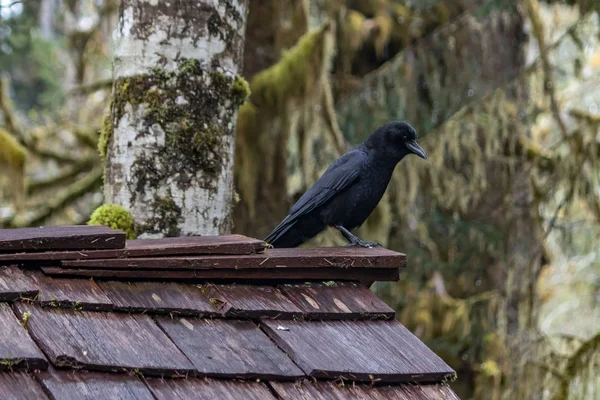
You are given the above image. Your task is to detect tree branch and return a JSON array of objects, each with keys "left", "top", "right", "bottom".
[
  {"left": 525, "top": 0, "right": 569, "bottom": 140},
  {"left": 15, "top": 167, "right": 103, "bottom": 227}
]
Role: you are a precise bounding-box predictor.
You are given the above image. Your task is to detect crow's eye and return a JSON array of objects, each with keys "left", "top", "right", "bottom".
[{"left": 403, "top": 135, "right": 407, "bottom": 140}]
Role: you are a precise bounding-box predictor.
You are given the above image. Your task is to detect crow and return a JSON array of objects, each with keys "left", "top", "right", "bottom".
[{"left": 264, "top": 121, "right": 427, "bottom": 248}]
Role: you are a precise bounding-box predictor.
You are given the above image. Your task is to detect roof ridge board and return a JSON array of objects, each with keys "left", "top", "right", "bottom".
[
  {"left": 59, "top": 247, "right": 406, "bottom": 270},
  {"left": 0, "top": 235, "right": 266, "bottom": 263},
  {"left": 41, "top": 266, "right": 400, "bottom": 283}
]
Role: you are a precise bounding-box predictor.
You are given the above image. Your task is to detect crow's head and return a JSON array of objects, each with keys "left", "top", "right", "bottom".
[{"left": 367, "top": 121, "right": 427, "bottom": 160}]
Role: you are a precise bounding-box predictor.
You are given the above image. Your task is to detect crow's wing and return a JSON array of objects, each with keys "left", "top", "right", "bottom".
[{"left": 264, "top": 149, "right": 366, "bottom": 245}]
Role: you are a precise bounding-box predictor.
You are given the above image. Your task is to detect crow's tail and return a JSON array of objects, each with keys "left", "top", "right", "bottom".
[{"left": 264, "top": 215, "right": 325, "bottom": 248}]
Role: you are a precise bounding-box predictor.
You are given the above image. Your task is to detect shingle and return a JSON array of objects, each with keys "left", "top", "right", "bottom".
[
  {"left": 14, "top": 303, "right": 194, "bottom": 376},
  {"left": 0, "top": 372, "right": 49, "bottom": 399},
  {"left": 269, "top": 381, "right": 460, "bottom": 399},
  {"left": 39, "top": 368, "right": 154, "bottom": 400},
  {"left": 204, "top": 284, "right": 302, "bottom": 318},
  {"left": 0, "top": 303, "right": 47, "bottom": 371},
  {"left": 0, "top": 235, "right": 265, "bottom": 263},
  {"left": 156, "top": 318, "right": 304, "bottom": 380},
  {"left": 0, "top": 226, "right": 125, "bottom": 251},
  {"left": 23, "top": 270, "right": 113, "bottom": 311},
  {"left": 98, "top": 281, "right": 219, "bottom": 315},
  {"left": 262, "top": 319, "right": 455, "bottom": 383},
  {"left": 0, "top": 266, "right": 38, "bottom": 301},
  {"left": 61, "top": 247, "right": 405, "bottom": 269},
  {"left": 279, "top": 282, "right": 395, "bottom": 320},
  {"left": 148, "top": 377, "right": 276, "bottom": 400}
]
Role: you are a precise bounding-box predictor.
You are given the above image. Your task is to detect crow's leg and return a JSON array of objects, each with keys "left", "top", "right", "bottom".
[{"left": 334, "top": 225, "right": 381, "bottom": 248}]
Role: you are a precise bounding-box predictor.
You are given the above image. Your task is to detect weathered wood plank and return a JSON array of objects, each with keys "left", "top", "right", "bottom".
[
  {"left": 148, "top": 377, "right": 276, "bottom": 400},
  {"left": 279, "top": 282, "right": 395, "bottom": 320},
  {"left": 204, "top": 284, "right": 302, "bottom": 318},
  {"left": 61, "top": 247, "right": 405, "bottom": 269},
  {"left": 14, "top": 303, "right": 194, "bottom": 376},
  {"left": 0, "top": 372, "right": 49, "bottom": 399},
  {"left": 42, "top": 266, "right": 400, "bottom": 282},
  {"left": 262, "top": 320, "right": 455, "bottom": 383},
  {"left": 23, "top": 270, "right": 113, "bottom": 311},
  {"left": 156, "top": 318, "right": 304, "bottom": 380},
  {"left": 0, "top": 266, "right": 38, "bottom": 301},
  {"left": 0, "top": 303, "right": 47, "bottom": 371},
  {"left": 0, "top": 226, "right": 126, "bottom": 252},
  {"left": 39, "top": 367, "right": 154, "bottom": 400},
  {"left": 269, "top": 381, "right": 460, "bottom": 399},
  {"left": 0, "top": 235, "right": 265, "bottom": 263},
  {"left": 98, "top": 281, "right": 219, "bottom": 315}
]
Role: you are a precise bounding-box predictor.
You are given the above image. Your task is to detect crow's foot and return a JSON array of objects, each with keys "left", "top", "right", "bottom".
[
  {"left": 345, "top": 239, "right": 381, "bottom": 248},
  {"left": 335, "top": 225, "right": 381, "bottom": 248}
]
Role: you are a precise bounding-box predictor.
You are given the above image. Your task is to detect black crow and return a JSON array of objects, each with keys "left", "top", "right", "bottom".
[{"left": 264, "top": 121, "right": 426, "bottom": 248}]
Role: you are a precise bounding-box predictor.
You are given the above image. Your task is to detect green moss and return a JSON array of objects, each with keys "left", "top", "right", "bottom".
[
  {"left": 98, "top": 113, "right": 112, "bottom": 162},
  {"left": 231, "top": 76, "right": 250, "bottom": 104},
  {"left": 20, "top": 311, "right": 31, "bottom": 329},
  {"left": 138, "top": 194, "right": 182, "bottom": 237},
  {"left": 0, "top": 128, "right": 27, "bottom": 204},
  {"left": 88, "top": 204, "right": 137, "bottom": 239},
  {"left": 109, "top": 58, "right": 245, "bottom": 207},
  {"left": 249, "top": 25, "right": 333, "bottom": 111},
  {"left": 0, "top": 128, "right": 26, "bottom": 169}
]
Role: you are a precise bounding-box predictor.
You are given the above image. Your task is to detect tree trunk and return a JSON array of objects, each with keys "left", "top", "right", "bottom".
[{"left": 103, "top": 0, "right": 250, "bottom": 238}]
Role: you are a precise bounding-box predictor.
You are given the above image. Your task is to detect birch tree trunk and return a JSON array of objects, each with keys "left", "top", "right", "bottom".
[{"left": 103, "top": 0, "right": 250, "bottom": 238}]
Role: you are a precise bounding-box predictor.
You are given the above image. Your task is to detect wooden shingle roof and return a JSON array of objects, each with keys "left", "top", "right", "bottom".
[{"left": 0, "top": 226, "right": 458, "bottom": 399}]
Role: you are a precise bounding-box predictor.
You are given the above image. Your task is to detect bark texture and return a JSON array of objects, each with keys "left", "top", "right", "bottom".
[{"left": 104, "top": 0, "right": 249, "bottom": 238}]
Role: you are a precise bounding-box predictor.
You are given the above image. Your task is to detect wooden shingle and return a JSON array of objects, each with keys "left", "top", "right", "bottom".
[
  {"left": 14, "top": 303, "right": 195, "bottom": 376},
  {"left": 0, "top": 266, "right": 38, "bottom": 301},
  {"left": 269, "top": 381, "right": 460, "bottom": 399},
  {"left": 279, "top": 282, "right": 395, "bottom": 320},
  {"left": 156, "top": 318, "right": 304, "bottom": 380},
  {"left": 0, "top": 226, "right": 125, "bottom": 252},
  {"left": 24, "top": 270, "right": 113, "bottom": 311},
  {"left": 0, "top": 303, "right": 47, "bottom": 371},
  {"left": 148, "top": 377, "right": 276, "bottom": 400},
  {"left": 262, "top": 319, "right": 455, "bottom": 383},
  {"left": 0, "top": 235, "right": 265, "bottom": 263},
  {"left": 39, "top": 368, "right": 154, "bottom": 400},
  {"left": 0, "top": 372, "right": 49, "bottom": 399},
  {"left": 98, "top": 281, "right": 219, "bottom": 315},
  {"left": 203, "top": 284, "right": 302, "bottom": 318}
]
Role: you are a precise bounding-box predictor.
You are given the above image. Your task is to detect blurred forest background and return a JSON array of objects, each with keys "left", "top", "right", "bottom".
[{"left": 1, "top": 0, "right": 599, "bottom": 399}]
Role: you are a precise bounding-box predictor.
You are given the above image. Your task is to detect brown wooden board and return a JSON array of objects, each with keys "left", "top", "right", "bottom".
[
  {"left": 0, "top": 303, "right": 47, "bottom": 371},
  {"left": 42, "top": 267, "right": 400, "bottom": 282},
  {"left": 0, "top": 226, "right": 126, "bottom": 252},
  {"left": 61, "top": 247, "right": 405, "bottom": 269},
  {"left": 148, "top": 377, "right": 276, "bottom": 400},
  {"left": 0, "top": 266, "right": 38, "bottom": 301},
  {"left": 14, "top": 303, "right": 195, "bottom": 376},
  {"left": 269, "top": 381, "right": 460, "bottom": 400},
  {"left": 156, "top": 318, "right": 304, "bottom": 380},
  {"left": 39, "top": 367, "right": 154, "bottom": 400},
  {"left": 204, "top": 284, "right": 302, "bottom": 318},
  {"left": 262, "top": 320, "right": 455, "bottom": 383},
  {"left": 23, "top": 270, "right": 113, "bottom": 311},
  {"left": 98, "top": 281, "right": 219, "bottom": 315},
  {"left": 0, "top": 372, "right": 49, "bottom": 399},
  {"left": 279, "top": 283, "right": 395, "bottom": 320},
  {"left": 0, "top": 235, "right": 265, "bottom": 263}
]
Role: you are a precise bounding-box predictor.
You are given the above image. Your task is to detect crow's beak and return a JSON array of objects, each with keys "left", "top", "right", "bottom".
[{"left": 406, "top": 140, "right": 427, "bottom": 159}]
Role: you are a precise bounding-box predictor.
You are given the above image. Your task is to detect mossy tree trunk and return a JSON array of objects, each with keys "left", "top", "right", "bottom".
[{"left": 103, "top": 0, "right": 250, "bottom": 238}]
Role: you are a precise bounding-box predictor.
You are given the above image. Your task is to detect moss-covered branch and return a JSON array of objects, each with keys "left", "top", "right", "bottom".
[
  {"left": 524, "top": 0, "right": 569, "bottom": 139},
  {"left": 13, "top": 167, "right": 103, "bottom": 228}
]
